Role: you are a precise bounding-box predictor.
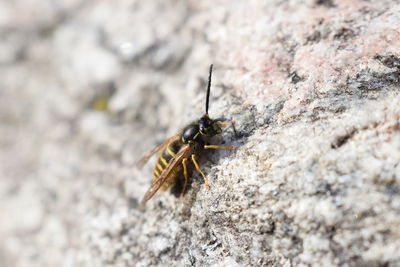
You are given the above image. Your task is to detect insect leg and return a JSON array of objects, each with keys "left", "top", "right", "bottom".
[
  {"left": 217, "top": 121, "right": 229, "bottom": 127},
  {"left": 204, "top": 145, "right": 235, "bottom": 150},
  {"left": 217, "top": 120, "right": 238, "bottom": 137},
  {"left": 181, "top": 158, "right": 189, "bottom": 197},
  {"left": 230, "top": 120, "right": 238, "bottom": 137},
  {"left": 191, "top": 154, "right": 209, "bottom": 190}
]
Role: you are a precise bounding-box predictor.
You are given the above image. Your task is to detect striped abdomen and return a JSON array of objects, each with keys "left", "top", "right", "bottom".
[{"left": 153, "top": 139, "right": 184, "bottom": 190}]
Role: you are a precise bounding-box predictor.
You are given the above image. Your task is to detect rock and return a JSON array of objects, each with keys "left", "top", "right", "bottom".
[{"left": 1, "top": 0, "right": 400, "bottom": 266}]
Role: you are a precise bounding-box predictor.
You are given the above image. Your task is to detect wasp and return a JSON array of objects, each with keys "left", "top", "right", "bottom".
[{"left": 138, "top": 64, "right": 235, "bottom": 204}]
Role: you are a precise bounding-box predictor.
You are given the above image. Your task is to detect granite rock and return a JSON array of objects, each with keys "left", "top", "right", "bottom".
[{"left": 1, "top": 0, "right": 400, "bottom": 266}]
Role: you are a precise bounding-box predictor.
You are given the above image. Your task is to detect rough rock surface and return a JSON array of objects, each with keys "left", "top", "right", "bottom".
[{"left": 1, "top": 0, "right": 400, "bottom": 266}]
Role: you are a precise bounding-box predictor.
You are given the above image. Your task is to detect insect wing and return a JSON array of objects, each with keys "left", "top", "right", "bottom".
[
  {"left": 136, "top": 134, "right": 180, "bottom": 169},
  {"left": 141, "top": 144, "right": 193, "bottom": 203}
]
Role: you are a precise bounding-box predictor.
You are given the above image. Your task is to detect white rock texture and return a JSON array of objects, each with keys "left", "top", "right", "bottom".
[{"left": 1, "top": 0, "right": 400, "bottom": 266}]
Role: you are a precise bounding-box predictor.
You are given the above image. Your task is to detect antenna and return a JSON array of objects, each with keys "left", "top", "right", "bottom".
[{"left": 205, "top": 64, "right": 213, "bottom": 115}]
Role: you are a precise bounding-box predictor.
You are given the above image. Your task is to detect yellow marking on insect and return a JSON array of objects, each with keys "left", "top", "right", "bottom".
[
  {"left": 181, "top": 158, "right": 188, "bottom": 197},
  {"left": 154, "top": 168, "right": 160, "bottom": 177},
  {"left": 160, "top": 154, "right": 168, "bottom": 167},
  {"left": 166, "top": 146, "right": 176, "bottom": 157},
  {"left": 191, "top": 154, "right": 209, "bottom": 190},
  {"left": 204, "top": 145, "right": 235, "bottom": 150},
  {"left": 156, "top": 163, "right": 164, "bottom": 172}
]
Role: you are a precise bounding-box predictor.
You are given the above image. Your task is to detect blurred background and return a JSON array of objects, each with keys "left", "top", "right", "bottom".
[
  {"left": 2, "top": 0, "right": 400, "bottom": 266},
  {"left": 0, "top": 1, "right": 216, "bottom": 266}
]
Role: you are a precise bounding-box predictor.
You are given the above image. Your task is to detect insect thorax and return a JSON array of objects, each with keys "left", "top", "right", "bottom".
[
  {"left": 181, "top": 115, "right": 223, "bottom": 144},
  {"left": 181, "top": 124, "right": 201, "bottom": 144}
]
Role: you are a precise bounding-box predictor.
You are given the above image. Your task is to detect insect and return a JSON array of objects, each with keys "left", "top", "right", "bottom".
[{"left": 138, "top": 64, "right": 235, "bottom": 204}]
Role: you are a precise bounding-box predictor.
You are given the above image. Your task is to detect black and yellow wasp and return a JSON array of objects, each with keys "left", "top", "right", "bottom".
[{"left": 138, "top": 64, "right": 235, "bottom": 204}]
